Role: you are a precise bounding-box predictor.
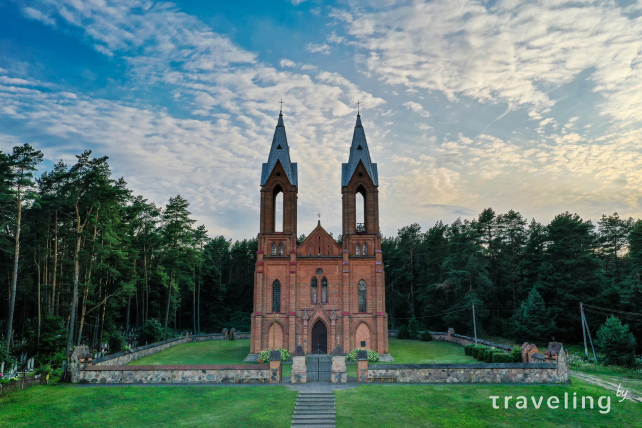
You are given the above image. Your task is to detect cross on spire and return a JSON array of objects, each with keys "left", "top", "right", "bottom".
[
  {"left": 356, "top": 99, "right": 360, "bottom": 116},
  {"left": 279, "top": 99, "right": 284, "bottom": 115}
]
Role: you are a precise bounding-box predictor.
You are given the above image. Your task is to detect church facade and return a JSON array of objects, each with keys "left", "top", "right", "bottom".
[{"left": 250, "top": 111, "right": 388, "bottom": 355}]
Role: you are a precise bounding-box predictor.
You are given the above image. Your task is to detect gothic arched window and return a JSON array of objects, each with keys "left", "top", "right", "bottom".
[
  {"left": 272, "top": 243, "right": 276, "bottom": 256},
  {"left": 356, "top": 244, "right": 361, "bottom": 256},
  {"left": 358, "top": 280, "right": 367, "bottom": 312},
  {"left": 311, "top": 277, "right": 318, "bottom": 303},
  {"left": 363, "top": 243, "right": 368, "bottom": 256},
  {"left": 322, "top": 277, "right": 328, "bottom": 303},
  {"left": 272, "top": 280, "right": 281, "bottom": 313},
  {"left": 309, "top": 245, "right": 312, "bottom": 256},
  {"left": 327, "top": 244, "right": 331, "bottom": 255},
  {"left": 278, "top": 243, "right": 283, "bottom": 256}
]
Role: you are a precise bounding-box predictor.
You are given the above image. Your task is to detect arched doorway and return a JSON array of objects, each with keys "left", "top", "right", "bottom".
[{"left": 311, "top": 320, "right": 328, "bottom": 354}]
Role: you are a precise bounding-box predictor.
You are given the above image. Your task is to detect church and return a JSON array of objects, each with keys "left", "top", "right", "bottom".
[{"left": 250, "top": 110, "right": 389, "bottom": 355}]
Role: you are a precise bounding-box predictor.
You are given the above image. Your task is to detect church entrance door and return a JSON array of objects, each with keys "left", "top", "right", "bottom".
[{"left": 310, "top": 320, "right": 328, "bottom": 354}]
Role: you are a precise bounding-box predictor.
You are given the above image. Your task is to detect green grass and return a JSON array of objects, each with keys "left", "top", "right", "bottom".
[
  {"left": 129, "top": 339, "right": 252, "bottom": 365},
  {"left": 336, "top": 379, "right": 641, "bottom": 428},
  {"left": 383, "top": 338, "right": 478, "bottom": 364},
  {"left": 0, "top": 383, "right": 297, "bottom": 428}
]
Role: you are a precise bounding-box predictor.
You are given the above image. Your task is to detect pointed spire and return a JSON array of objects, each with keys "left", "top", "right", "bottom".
[
  {"left": 261, "top": 111, "right": 297, "bottom": 186},
  {"left": 342, "top": 114, "right": 378, "bottom": 186}
]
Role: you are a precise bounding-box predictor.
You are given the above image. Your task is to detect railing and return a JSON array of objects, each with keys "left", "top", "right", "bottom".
[{"left": 356, "top": 223, "right": 366, "bottom": 233}]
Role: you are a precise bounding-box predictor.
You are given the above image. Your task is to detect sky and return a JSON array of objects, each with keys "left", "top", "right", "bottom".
[{"left": 1, "top": 0, "right": 642, "bottom": 240}]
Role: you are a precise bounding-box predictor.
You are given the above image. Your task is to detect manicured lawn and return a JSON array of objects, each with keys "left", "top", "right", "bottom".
[
  {"left": 384, "top": 338, "right": 478, "bottom": 364},
  {"left": 335, "top": 379, "right": 641, "bottom": 427},
  {"left": 129, "top": 339, "right": 252, "bottom": 365},
  {"left": 0, "top": 383, "right": 297, "bottom": 428}
]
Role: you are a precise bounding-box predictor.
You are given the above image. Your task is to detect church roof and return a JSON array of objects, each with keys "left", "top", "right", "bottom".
[
  {"left": 341, "top": 114, "right": 378, "bottom": 186},
  {"left": 261, "top": 113, "right": 297, "bottom": 186}
]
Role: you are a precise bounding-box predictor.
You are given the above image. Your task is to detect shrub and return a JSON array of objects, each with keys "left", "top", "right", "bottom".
[
  {"left": 510, "top": 346, "right": 522, "bottom": 363},
  {"left": 108, "top": 331, "right": 127, "bottom": 354},
  {"left": 596, "top": 316, "right": 637, "bottom": 367},
  {"left": 346, "top": 348, "right": 380, "bottom": 362},
  {"left": 484, "top": 349, "right": 502, "bottom": 363},
  {"left": 35, "top": 364, "right": 52, "bottom": 376},
  {"left": 492, "top": 352, "right": 513, "bottom": 363},
  {"left": 420, "top": 331, "right": 433, "bottom": 342},
  {"left": 137, "top": 318, "right": 163, "bottom": 345},
  {"left": 397, "top": 325, "right": 410, "bottom": 339},
  {"left": 474, "top": 345, "right": 488, "bottom": 360},
  {"left": 258, "top": 348, "right": 291, "bottom": 362},
  {"left": 464, "top": 344, "right": 475, "bottom": 356}
]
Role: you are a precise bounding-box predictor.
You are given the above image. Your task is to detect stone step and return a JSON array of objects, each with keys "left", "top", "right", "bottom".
[
  {"left": 291, "top": 424, "right": 336, "bottom": 428},
  {"left": 296, "top": 404, "right": 335, "bottom": 409},
  {"left": 293, "top": 414, "right": 335, "bottom": 419},
  {"left": 295, "top": 410, "right": 336, "bottom": 414}
]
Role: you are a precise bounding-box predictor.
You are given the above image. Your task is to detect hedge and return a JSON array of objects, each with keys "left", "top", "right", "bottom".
[
  {"left": 464, "top": 344, "right": 475, "bottom": 356},
  {"left": 492, "top": 353, "right": 514, "bottom": 363}
]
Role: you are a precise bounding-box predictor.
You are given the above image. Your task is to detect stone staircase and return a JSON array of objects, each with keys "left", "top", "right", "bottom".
[{"left": 291, "top": 391, "right": 336, "bottom": 428}]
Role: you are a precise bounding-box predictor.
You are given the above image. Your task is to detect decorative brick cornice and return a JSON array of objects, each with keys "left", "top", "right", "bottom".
[
  {"left": 343, "top": 261, "right": 349, "bottom": 265},
  {"left": 257, "top": 261, "right": 264, "bottom": 265},
  {"left": 257, "top": 250, "right": 264, "bottom": 254},
  {"left": 290, "top": 250, "right": 296, "bottom": 253},
  {"left": 290, "top": 261, "right": 296, "bottom": 265},
  {"left": 343, "top": 270, "right": 349, "bottom": 273},
  {"left": 375, "top": 250, "right": 382, "bottom": 253},
  {"left": 290, "top": 270, "right": 296, "bottom": 273},
  {"left": 376, "top": 270, "right": 382, "bottom": 273},
  {"left": 343, "top": 312, "right": 350, "bottom": 316},
  {"left": 257, "top": 270, "right": 264, "bottom": 274},
  {"left": 288, "top": 311, "right": 296, "bottom": 316},
  {"left": 256, "top": 312, "right": 262, "bottom": 316},
  {"left": 377, "top": 312, "right": 384, "bottom": 316},
  {"left": 343, "top": 250, "right": 349, "bottom": 253},
  {"left": 375, "top": 261, "right": 382, "bottom": 265}
]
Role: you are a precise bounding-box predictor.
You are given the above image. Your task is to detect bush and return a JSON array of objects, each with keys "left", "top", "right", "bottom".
[
  {"left": 258, "top": 348, "right": 290, "bottom": 362},
  {"left": 108, "top": 331, "right": 127, "bottom": 354},
  {"left": 596, "top": 315, "right": 637, "bottom": 367},
  {"left": 346, "top": 348, "right": 380, "bottom": 362},
  {"left": 137, "top": 318, "right": 163, "bottom": 345},
  {"left": 474, "top": 345, "right": 488, "bottom": 360},
  {"left": 420, "top": 331, "right": 433, "bottom": 342},
  {"left": 35, "top": 364, "right": 52, "bottom": 375},
  {"left": 484, "top": 349, "right": 502, "bottom": 363},
  {"left": 464, "top": 344, "right": 475, "bottom": 356},
  {"left": 397, "top": 325, "right": 410, "bottom": 340},
  {"left": 492, "top": 352, "right": 513, "bottom": 363},
  {"left": 510, "top": 346, "right": 522, "bottom": 363}
]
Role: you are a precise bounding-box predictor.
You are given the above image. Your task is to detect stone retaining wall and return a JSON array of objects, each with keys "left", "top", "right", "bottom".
[
  {"left": 78, "top": 364, "right": 270, "bottom": 384},
  {"left": 368, "top": 345, "right": 569, "bottom": 384},
  {"left": 389, "top": 329, "right": 512, "bottom": 352}
]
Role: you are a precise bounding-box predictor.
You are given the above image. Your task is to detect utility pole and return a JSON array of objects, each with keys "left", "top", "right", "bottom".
[
  {"left": 472, "top": 303, "right": 478, "bottom": 345},
  {"left": 580, "top": 302, "right": 588, "bottom": 358},
  {"left": 580, "top": 302, "right": 598, "bottom": 362}
]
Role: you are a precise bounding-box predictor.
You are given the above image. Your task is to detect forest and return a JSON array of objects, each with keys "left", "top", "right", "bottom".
[{"left": 1, "top": 143, "right": 642, "bottom": 368}]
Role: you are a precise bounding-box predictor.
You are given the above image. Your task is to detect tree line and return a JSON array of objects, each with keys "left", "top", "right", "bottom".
[
  {"left": 3, "top": 143, "right": 642, "bottom": 366},
  {"left": 383, "top": 209, "right": 642, "bottom": 352},
  {"left": 1, "top": 145, "right": 255, "bottom": 365}
]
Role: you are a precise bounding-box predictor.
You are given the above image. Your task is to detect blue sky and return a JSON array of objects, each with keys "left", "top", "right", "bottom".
[{"left": 1, "top": 0, "right": 642, "bottom": 239}]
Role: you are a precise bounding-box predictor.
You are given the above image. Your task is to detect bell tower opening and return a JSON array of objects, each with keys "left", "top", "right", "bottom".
[
  {"left": 273, "top": 184, "right": 283, "bottom": 232},
  {"left": 356, "top": 185, "right": 366, "bottom": 233}
]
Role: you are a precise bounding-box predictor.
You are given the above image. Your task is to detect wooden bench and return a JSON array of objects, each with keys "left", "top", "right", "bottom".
[{"left": 241, "top": 375, "right": 269, "bottom": 383}]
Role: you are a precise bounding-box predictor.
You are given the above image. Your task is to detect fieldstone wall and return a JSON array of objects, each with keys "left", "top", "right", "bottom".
[
  {"left": 78, "top": 364, "right": 270, "bottom": 384},
  {"left": 368, "top": 346, "right": 569, "bottom": 384}
]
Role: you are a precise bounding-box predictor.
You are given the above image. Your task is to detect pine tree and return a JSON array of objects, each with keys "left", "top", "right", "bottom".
[
  {"left": 596, "top": 316, "right": 637, "bottom": 366},
  {"left": 512, "top": 287, "right": 556, "bottom": 343}
]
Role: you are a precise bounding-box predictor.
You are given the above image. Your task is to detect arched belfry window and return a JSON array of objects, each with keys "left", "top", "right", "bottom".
[
  {"left": 358, "top": 280, "right": 367, "bottom": 312},
  {"left": 272, "top": 280, "right": 281, "bottom": 313},
  {"left": 327, "top": 244, "right": 331, "bottom": 256},
  {"left": 272, "top": 243, "right": 276, "bottom": 256},
  {"left": 311, "top": 277, "right": 318, "bottom": 303},
  {"left": 278, "top": 243, "right": 283, "bottom": 256},
  {"left": 322, "top": 277, "right": 328, "bottom": 303},
  {"left": 363, "top": 243, "right": 368, "bottom": 255},
  {"left": 309, "top": 245, "right": 312, "bottom": 256},
  {"left": 356, "top": 244, "right": 361, "bottom": 256},
  {"left": 356, "top": 185, "right": 366, "bottom": 233},
  {"left": 273, "top": 184, "right": 283, "bottom": 232}
]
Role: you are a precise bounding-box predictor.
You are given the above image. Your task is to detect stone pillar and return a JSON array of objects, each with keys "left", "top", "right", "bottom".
[
  {"left": 357, "top": 350, "right": 368, "bottom": 383},
  {"left": 331, "top": 356, "right": 347, "bottom": 383},
  {"left": 269, "top": 350, "right": 282, "bottom": 383},
  {"left": 70, "top": 345, "right": 91, "bottom": 384},
  {"left": 447, "top": 328, "right": 454, "bottom": 342},
  {"left": 291, "top": 355, "right": 307, "bottom": 384},
  {"left": 555, "top": 345, "right": 569, "bottom": 383},
  {"left": 230, "top": 328, "right": 236, "bottom": 341},
  {"left": 222, "top": 328, "right": 228, "bottom": 340}
]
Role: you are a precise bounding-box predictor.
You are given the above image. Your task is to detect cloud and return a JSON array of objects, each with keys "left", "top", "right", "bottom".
[
  {"left": 22, "top": 7, "right": 56, "bottom": 26},
  {"left": 280, "top": 59, "right": 297, "bottom": 68},
  {"left": 306, "top": 43, "right": 331, "bottom": 55},
  {"left": 335, "top": 0, "right": 642, "bottom": 124},
  {"left": 327, "top": 31, "right": 344, "bottom": 44},
  {"left": 403, "top": 101, "right": 430, "bottom": 118}
]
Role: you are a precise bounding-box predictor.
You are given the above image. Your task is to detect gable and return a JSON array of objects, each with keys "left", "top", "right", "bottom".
[{"left": 297, "top": 225, "right": 342, "bottom": 257}]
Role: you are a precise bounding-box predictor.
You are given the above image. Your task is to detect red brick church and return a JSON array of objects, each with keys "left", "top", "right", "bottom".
[{"left": 250, "top": 110, "right": 388, "bottom": 355}]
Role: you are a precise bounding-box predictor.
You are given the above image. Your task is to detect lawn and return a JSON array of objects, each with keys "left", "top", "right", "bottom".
[
  {"left": 335, "top": 379, "right": 641, "bottom": 428},
  {"left": 384, "top": 338, "right": 478, "bottom": 364},
  {"left": 0, "top": 383, "right": 297, "bottom": 428},
  {"left": 130, "top": 339, "right": 251, "bottom": 365}
]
